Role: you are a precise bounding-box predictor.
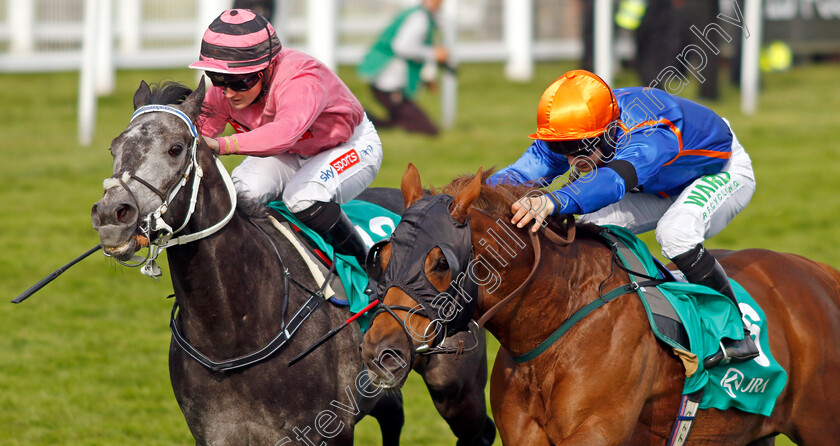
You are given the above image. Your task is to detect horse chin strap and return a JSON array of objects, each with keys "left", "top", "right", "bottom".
[{"left": 113, "top": 104, "right": 237, "bottom": 278}]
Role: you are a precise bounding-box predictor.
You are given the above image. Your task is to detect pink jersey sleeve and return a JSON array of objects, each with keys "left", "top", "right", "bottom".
[
  {"left": 230, "top": 69, "right": 330, "bottom": 156},
  {"left": 202, "top": 49, "right": 363, "bottom": 157},
  {"left": 195, "top": 87, "right": 232, "bottom": 138}
]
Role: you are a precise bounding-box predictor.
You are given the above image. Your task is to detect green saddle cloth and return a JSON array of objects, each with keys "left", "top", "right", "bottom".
[
  {"left": 266, "top": 200, "right": 400, "bottom": 315},
  {"left": 604, "top": 225, "right": 787, "bottom": 416}
]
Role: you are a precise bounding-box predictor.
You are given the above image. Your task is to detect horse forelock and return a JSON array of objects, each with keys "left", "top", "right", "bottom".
[
  {"left": 436, "top": 169, "right": 524, "bottom": 219},
  {"left": 114, "top": 81, "right": 196, "bottom": 169},
  {"left": 146, "top": 81, "right": 193, "bottom": 106}
]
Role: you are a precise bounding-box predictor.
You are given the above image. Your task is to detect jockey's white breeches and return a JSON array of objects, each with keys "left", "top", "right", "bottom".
[
  {"left": 231, "top": 115, "right": 383, "bottom": 213},
  {"left": 580, "top": 120, "right": 755, "bottom": 259}
]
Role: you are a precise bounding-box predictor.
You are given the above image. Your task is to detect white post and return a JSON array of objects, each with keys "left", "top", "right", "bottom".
[
  {"left": 593, "top": 0, "right": 614, "bottom": 86},
  {"left": 79, "top": 0, "right": 102, "bottom": 146},
  {"left": 741, "top": 0, "right": 762, "bottom": 115},
  {"left": 440, "top": 0, "right": 458, "bottom": 129},
  {"left": 503, "top": 0, "right": 533, "bottom": 82},
  {"left": 9, "top": 0, "right": 34, "bottom": 54},
  {"left": 95, "top": 0, "right": 115, "bottom": 96},
  {"left": 307, "top": 0, "right": 338, "bottom": 70},
  {"left": 198, "top": 0, "right": 230, "bottom": 46},
  {"left": 195, "top": 0, "right": 227, "bottom": 84},
  {"left": 118, "top": 0, "right": 141, "bottom": 54},
  {"left": 271, "top": 0, "right": 284, "bottom": 42}
]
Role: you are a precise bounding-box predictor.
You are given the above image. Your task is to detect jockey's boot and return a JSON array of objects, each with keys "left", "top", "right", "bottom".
[
  {"left": 294, "top": 200, "right": 369, "bottom": 267},
  {"left": 672, "top": 244, "right": 760, "bottom": 369}
]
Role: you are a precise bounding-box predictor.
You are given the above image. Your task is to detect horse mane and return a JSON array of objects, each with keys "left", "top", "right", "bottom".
[
  {"left": 437, "top": 169, "right": 532, "bottom": 219},
  {"left": 437, "top": 168, "right": 603, "bottom": 237},
  {"left": 147, "top": 81, "right": 193, "bottom": 105}
]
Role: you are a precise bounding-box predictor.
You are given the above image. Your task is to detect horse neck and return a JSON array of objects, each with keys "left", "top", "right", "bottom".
[
  {"left": 470, "top": 213, "right": 618, "bottom": 358},
  {"left": 164, "top": 151, "right": 285, "bottom": 352}
]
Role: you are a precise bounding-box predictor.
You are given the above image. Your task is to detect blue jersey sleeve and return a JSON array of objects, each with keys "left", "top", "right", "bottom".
[
  {"left": 487, "top": 140, "right": 570, "bottom": 186},
  {"left": 549, "top": 166, "right": 628, "bottom": 215}
]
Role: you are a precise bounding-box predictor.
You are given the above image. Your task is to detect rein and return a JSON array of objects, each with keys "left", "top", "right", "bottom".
[
  {"left": 170, "top": 213, "right": 342, "bottom": 373},
  {"left": 476, "top": 217, "right": 576, "bottom": 328},
  {"left": 510, "top": 227, "right": 665, "bottom": 363},
  {"left": 105, "top": 104, "right": 237, "bottom": 278}
]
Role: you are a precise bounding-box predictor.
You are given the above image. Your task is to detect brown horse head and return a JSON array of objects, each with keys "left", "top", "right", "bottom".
[{"left": 361, "top": 164, "right": 542, "bottom": 387}]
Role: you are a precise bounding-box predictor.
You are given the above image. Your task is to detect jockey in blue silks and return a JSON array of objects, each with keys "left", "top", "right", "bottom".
[{"left": 489, "top": 69, "right": 759, "bottom": 368}]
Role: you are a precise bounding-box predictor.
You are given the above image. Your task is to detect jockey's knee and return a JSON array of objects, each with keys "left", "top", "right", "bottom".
[
  {"left": 283, "top": 183, "right": 333, "bottom": 214},
  {"left": 231, "top": 177, "right": 277, "bottom": 206},
  {"left": 656, "top": 214, "right": 704, "bottom": 260}
]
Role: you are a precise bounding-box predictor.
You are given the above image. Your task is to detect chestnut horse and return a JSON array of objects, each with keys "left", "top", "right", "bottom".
[{"left": 361, "top": 163, "right": 840, "bottom": 445}]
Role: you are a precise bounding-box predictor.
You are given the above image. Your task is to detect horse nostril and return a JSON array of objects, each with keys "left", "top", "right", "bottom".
[
  {"left": 115, "top": 203, "right": 137, "bottom": 224},
  {"left": 379, "top": 348, "right": 407, "bottom": 369},
  {"left": 91, "top": 204, "right": 100, "bottom": 226}
]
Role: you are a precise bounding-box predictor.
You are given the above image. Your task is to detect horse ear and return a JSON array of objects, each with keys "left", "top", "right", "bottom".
[
  {"left": 401, "top": 163, "right": 424, "bottom": 209},
  {"left": 133, "top": 80, "right": 151, "bottom": 110},
  {"left": 180, "top": 78, "right": 206, "bottom": 121},
  {"left": 451, "top": 168, "right": 482, "bottom": 223}
]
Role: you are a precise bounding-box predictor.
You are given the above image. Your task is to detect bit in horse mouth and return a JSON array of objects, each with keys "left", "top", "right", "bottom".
[
  {"left": 373, "top": 381, "right": 396, "bottom": 390},
  {"left": 102, "top": 237, "right": 139, "bottom": 260}
]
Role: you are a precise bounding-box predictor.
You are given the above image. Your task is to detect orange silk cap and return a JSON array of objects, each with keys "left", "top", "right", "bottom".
[{"left": 530, "top": 70, "right": 620, "bottom": 141}]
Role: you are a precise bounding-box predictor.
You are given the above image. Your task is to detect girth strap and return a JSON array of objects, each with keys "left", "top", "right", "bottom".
[
  {"left": 512, "top": 279, "right": 662, "bottom": 363},
  {"left": 600, "top": 229, "right": 690, "bottom": 350},
  {"left": 667, "top": 389, "right": 704, "bottom": 446}
]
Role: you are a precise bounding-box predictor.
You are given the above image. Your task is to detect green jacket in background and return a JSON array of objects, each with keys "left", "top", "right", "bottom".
[{"left": 357, "top": 6, "right": 436, "bottom": 98}]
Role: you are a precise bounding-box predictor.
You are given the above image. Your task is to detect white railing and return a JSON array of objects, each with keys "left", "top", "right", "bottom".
[
  {"left": 0, "top": 0, "right": 588, "bottom": 73},
  {"left": 2, "top": 0, "right": 599, "bottom": 144}
]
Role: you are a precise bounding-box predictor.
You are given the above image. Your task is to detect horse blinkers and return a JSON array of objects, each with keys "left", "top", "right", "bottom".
[{"left": 372, "top": 195, "right": 480, "bottom": 342}]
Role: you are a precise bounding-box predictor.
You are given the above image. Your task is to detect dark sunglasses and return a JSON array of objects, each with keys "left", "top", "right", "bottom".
[
  {"left": 207, "top": 72, "right": 262, "bottom": 92},
  {"left": 546, "top": 140, "right": 596, "bottom": 157}
]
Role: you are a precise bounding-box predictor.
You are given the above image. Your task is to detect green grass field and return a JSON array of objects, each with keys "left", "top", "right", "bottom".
[{"left": 3, "top": 60, "right": 837, "bottom": 444}]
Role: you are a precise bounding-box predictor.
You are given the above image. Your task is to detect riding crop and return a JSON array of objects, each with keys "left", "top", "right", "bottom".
[
  {"left": 11, "top": 244, "right": 102, "bottom": 304},
  {"left": 288, "top": 298, "right": 380, "bottom": 366}
]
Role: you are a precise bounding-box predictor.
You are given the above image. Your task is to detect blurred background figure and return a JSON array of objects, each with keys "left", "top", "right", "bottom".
[
  {"left": 357, "top": 0, "right": 449, "bottom": 136},
  {"left": 582, "top": 0, "right": 723, "bottom": 100},
  {"left": 633, "top": 0, "right": 722, "bottom": 100}
]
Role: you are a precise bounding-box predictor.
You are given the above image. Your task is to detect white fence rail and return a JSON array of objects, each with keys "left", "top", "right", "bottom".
[
  {"left": 2, "top": 0, "right": 767, "bottom": 144},
  {"left": 1, "top": 0, "right": 600, "bottom": 144},
  {"left": 0, "top": 0, "right": 591, "bottom": 73}
]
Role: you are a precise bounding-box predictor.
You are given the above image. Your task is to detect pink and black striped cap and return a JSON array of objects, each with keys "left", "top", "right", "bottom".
[{"left": 189, "top": 9, "right": 282, "bottom": 75}]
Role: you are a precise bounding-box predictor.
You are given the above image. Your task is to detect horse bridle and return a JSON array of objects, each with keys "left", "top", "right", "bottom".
[
  {"left": 368, "top": 300, "right": 482, "bottom": 363},
  {"left": 103, "top": 104, "right": 237, "bottom": 277},
  {"left": 364, "top": 208, "right": 577, "bottom": 365},
  {"left": 364, "top": 194, "right": 485, "bottom": 363}
]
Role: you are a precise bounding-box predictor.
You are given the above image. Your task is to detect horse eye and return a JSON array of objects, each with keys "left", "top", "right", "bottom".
[
  {"left": 168, "top": 144, "right": 183, "bottom": 157},
  {"left": 434, "top": 257, "right": 450, "bottom": 272}
]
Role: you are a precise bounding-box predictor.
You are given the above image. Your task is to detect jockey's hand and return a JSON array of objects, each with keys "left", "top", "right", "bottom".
[
  {"left": 434, "top": 45, "right": 449, "bottom": 64},
  {"left": 511, "top": 194, "right": 555, "bottom": 233},
  {"left": 202, "top": 135, "right": 220, "bottom": 154}
]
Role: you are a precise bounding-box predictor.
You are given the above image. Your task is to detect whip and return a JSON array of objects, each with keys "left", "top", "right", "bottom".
[{"left": 11, "top": 244, "right": 102, "bottom": 304}]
